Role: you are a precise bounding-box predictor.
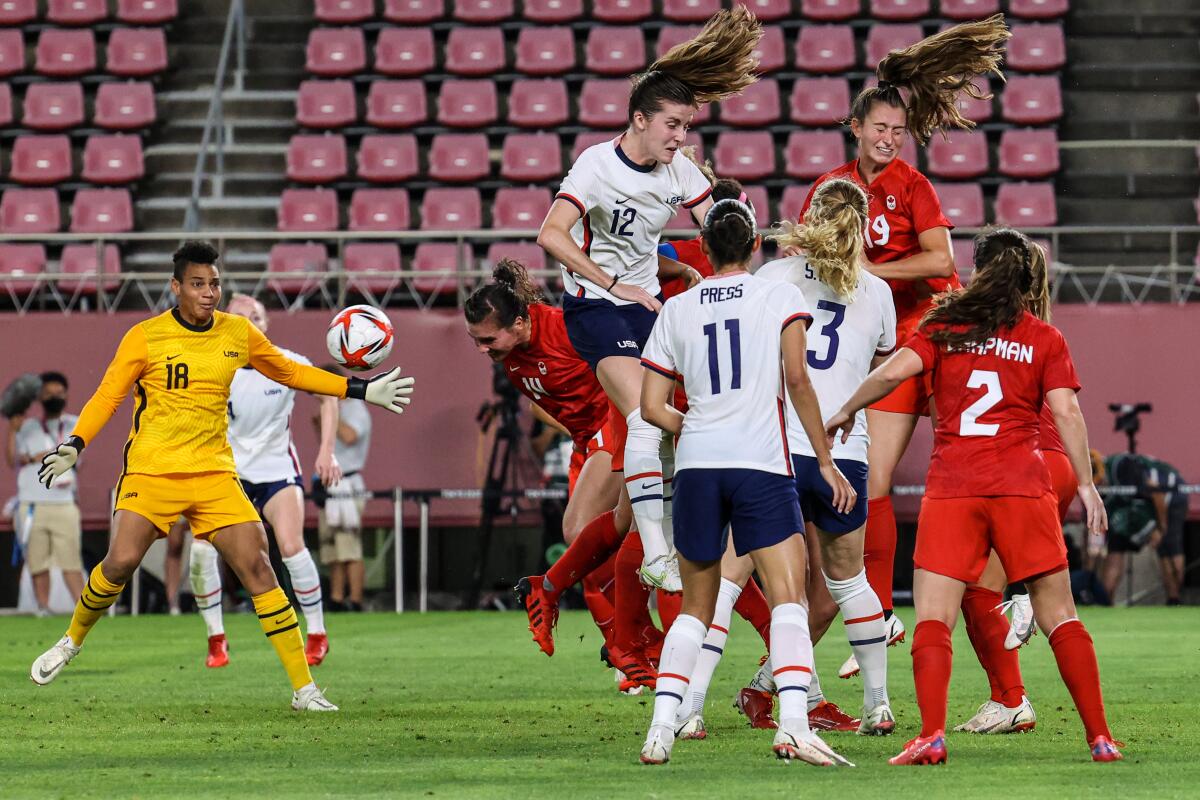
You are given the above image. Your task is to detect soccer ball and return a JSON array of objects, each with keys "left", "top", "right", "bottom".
[{"left": 326, "top": 305, "right": 394, "bottom": 371}]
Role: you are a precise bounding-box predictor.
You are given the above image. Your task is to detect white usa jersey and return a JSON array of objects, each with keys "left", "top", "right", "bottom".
[
  {"left": 556, "top": 137, "right": 711, "bottom": 304},
  {"left": 227, "top": 347, "right": 308, "bottom": 483},
  {"left": 641, "top": 273, "right": 811, "bottom": 475},
  {"left": 756, "top": 257, "right": 897, "bottom": 463}
]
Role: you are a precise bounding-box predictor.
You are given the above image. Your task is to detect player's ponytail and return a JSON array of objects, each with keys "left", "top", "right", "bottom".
[
  {"left": 701, "top": 199, "right": 757, "bottom": 268},
  {"left": 1025, "top": 242, "right": 1051, "bottom": 323},
  {"left": 464, "top": 259, "right": 545, "bottom": 328},
  {"left": 921, "top": 227, "right": 1033, "bottom": 349},
  {"left": 767, "top": 179, "right": 867, "bottom": 300},
  {"left": 849, "top": 14, "right": 1009, "bottom": 146}
]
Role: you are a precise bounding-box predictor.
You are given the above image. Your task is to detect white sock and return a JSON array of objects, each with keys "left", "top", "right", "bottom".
[
  {"left": 650, "top": 614, "right": 707, "bottom": 731},
  {"left": 283, "top": 548, "right": 325, "bottom": 635},
  {"left": 623, "top": 409, "right": 670, "bottom": 563},
  {"left": 189, "top": 539, "right": 224, "bottom": 637},
  {"left": 825, "top": 569, "right": 889, "bottom": 708},
  {"left": 807, "top": 669, "right": 825, "bottom": 712},
  {"left": 659, "top": 433, "right": 675, "bottom": 548},
  {"left": 769, "top": 602, "right": 813, "bottom": 733},
  {"left": 677, "top": 578, "right": 740, "bottom": 723}
]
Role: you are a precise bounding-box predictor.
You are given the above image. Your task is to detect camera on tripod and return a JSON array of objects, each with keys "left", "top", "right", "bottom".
[{"left": 1108, "top": 402, "right": 1152, "bottom": 453}]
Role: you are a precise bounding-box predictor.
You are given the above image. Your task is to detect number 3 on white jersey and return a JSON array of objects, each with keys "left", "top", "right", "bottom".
[{"left": 960, "top": 369, "right": 1001, "bottom": 436}]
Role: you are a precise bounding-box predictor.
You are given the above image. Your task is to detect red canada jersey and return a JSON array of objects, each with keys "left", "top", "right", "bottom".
[
  {"left": 1038, "top": 402, "right": 1066, "bottom": 454},
  {"left": 800, "top": 158, "right": 956, "bottom": 326},
  {"left": 906, "top": 312, "right": 1081, "bottom": 499},
  {"left": 502, "top": 303, "right": 609, "bottom": 450},
  {"left": 659, "top": 236, "right": 715, "bottom": 300}
]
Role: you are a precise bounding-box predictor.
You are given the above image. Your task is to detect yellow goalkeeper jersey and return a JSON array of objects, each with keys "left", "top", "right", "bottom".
[{"left": 72, "top": 308, "right": 350, "bottom": 476}]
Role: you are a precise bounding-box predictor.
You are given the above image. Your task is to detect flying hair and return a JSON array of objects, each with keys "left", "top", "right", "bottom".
[
  {"left": 464, "top": 259, "right": 545, "bottom": 327},
  {"left": 768, "top": 179, "right": 868, "bottom": 300},
  {"left": 678, "top": 144, "right": 716, "bottom": 184},
  {"left": 1025, "top": 242, "right": 1051, "bottom": 323}
]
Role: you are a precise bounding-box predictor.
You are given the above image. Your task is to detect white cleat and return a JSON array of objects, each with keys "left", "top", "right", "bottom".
[
  {"left": 773, "top": 726, "right": 855, "bottom": 767},
  {"left": 675, "top": 714, "right": 707, "bottom": 740},
  {"left": 858, "top": 702, "right": 896, "bottom": 736},
  {"left": 638, "top": 553, "right": 682, "bottom": 593},
  {"left": 291, "top": 684, "right": 339, "bottom": 712},
  {"left": 749, "top": 657, "right": 776, "bottom": 693},
  {"left": 30, "top": 635, "right": 80, "bottom": 686},
  {"left": 640, "top": 725, "right": 675, "bottom": 764},
  {"left": 999, "top": 594, "right": 1037, "bottom": 650},
  {"left": 954, "top": 696, "right": 1036, "bottom": 734},
  {"left": 838, "top": 653, "right": 860, "bottom": 679}
]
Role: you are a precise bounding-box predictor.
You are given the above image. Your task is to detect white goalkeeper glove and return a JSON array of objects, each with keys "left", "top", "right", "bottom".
[
  {"left": 347, "top": 367, "right": 414, "bottom": 415},
  {"left": 38, "top": 435, "right": 84, "bottom": 489}
]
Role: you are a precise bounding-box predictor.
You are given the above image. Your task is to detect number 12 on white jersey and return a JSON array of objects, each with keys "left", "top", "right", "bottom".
[{"left": 960, "top": 369, "right": 1001, "bottom": 436}]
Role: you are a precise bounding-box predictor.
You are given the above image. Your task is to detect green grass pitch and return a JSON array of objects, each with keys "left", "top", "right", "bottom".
[{"left": 3, "top": 606, "right": 1198, "bottom": 799}]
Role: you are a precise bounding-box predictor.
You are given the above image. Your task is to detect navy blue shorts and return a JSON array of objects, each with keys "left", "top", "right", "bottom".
[
  {"left": 792, "top": 455, "right": 868, "bottom": 535},
  {"left": 240, "top": 475, "right": 303, "bottom": 513},
  {"left": 562, "top": 292, "right": 661, "bottom": 371},
  {"left": 672, "top": 468, "right": 804, "bottom": 562}
]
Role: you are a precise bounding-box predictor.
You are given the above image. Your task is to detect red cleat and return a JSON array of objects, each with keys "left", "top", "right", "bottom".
[
  {"left": 602, "top": 644, "right": 657, "bottom": 690},
  {"left": 514, "top": 576, "right": 558, "bottom": 656},
  {"left": 889, "top": 731, "right": 948, "bottom": 765},
  {"left": 735, "top": 687, "right": 777, "bottom": 729},
  {"left": 1090, "top": 735, "right": 1124, "bottom": 762},
  {"left": 305, "top": 632, "right": 329, "bottom": 666},
  {"left": 206, "top": 634, "right": 229, "bottom": 668},
  {"left": 808, "top": 700, "right": 861, "bottom": 732}
]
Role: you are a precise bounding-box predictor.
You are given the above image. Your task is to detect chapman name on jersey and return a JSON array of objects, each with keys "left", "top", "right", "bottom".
[
  {"left": 228, "top": 347, "right": 308, "bottom": 483},
  {"left": 641, "top": 273, "right": 811, "bottom": 475},
  {"left": 556, "top": 137, "right": 712, "bottom": 304},
  {"left": 756, "top": 256, "right": 897, "bottom": 463}
]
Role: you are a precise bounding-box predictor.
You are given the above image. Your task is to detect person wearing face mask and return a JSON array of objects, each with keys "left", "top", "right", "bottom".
[{"left": 6, "top": 372, "right": 85, "bottom": 615}]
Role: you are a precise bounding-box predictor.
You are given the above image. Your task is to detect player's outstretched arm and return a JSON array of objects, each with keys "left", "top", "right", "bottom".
[
  {"left": 314, "top": 395, "right": 342, "bottom": 487},
  {"left": 1047, "top": 386, "right": 1107, "bottom": 537},
  {"left": 826, "top": 347, "right": 923, "bottom": 443}
]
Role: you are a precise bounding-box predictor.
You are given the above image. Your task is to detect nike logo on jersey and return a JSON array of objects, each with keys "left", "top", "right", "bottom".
[
  {"left": 615, "top": 197, "right": 630, "bottom": 205},
  {"left": 509, "top": 365, "right": 521, "bottom": 372},
  {"left": 166, "top": 354, "right": 181, "bottom": 360}
]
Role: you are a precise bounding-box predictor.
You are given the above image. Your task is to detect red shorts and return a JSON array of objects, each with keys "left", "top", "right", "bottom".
[
  {"left": 1043, "top": 449, "right": 1076, "bottom": 522},
  {"left": 870, "top": 317, "right": 932, "bottom": 416},
  {"left": 569, "top": 418, "right": 617, "bottom": 496},
  {"left": 914, "top": 493, "right": 1068, "bottom": 584}
]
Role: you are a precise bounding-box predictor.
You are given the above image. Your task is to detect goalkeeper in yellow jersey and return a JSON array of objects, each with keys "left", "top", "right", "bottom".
[{"left": 29, "top": 241, "right": 414, "bottom": 711}]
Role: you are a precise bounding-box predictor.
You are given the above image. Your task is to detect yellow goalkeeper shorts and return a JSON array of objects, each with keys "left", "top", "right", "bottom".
[{"left": 114, "top": 471, "right": 261, "bottom": 539}]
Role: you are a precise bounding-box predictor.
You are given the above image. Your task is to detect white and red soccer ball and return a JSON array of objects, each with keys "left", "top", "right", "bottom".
[{"left": 326, "top": 305, "right": 394, "bottom": 371}]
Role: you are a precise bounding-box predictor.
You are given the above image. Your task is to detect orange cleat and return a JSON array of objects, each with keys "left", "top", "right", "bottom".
[
  {"left": 206, "top": 634, "right": 229, "bottom": 668},
  {"left": 602, "top": 644, "right": 657, "bottom": 690},
  {"left": 514, "top": 576, "right": 558, "bottom": 656},
  {"left": 734, "top": 687, "right": 777, "bottom": 730},
  {"left": 305, "top": 632, "right": 329, "bottom": 666},
  {"left": 1090, "top": 735, "right": 1124, "bottom": 762},
  {"left": 889, "top": 731, "right": 948, "bottom": 765},
  {"left": 808, "top": 700, "right": 861, "bottom": 732}
]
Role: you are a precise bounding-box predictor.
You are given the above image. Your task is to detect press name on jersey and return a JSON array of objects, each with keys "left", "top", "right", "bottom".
[
  {"left": 950, "top": 337, "right": 1035, "bottom": 364},
  {"left": 699, "top": 285, "right": 744, "bottom": 304}
]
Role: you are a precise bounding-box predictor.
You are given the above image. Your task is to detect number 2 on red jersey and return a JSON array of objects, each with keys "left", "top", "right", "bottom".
[{"left": 959, "top": 369, "right": 1002, "bottom": 437}]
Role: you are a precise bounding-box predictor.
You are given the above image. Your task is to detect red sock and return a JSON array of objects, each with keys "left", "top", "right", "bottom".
[
  {"left": 656, "top": 589, "right": 681, "bottom": 632},
  {"left": 582, "top": 570, "right": 615, "bottom": 646},
  {"left": 1048, "top": 619, "right": 1112, "bottom": 742},
  {"left": 961, "top": 587, "right": 1025, "bottom": 707},
  {"left": 545, "top": 510, "right": 622, "bottom": 601},
  {"left": 733, "top": 577, "right": 772, "bottom": 648},
  {"left": 864, "top": 496, "right": 897, "bottom": 612},
  {"left": 912, "top": 619, "right": 953, "bottom": 737},
  {"left": 613, "top": 531, "right": 654, "bottom": 649}
]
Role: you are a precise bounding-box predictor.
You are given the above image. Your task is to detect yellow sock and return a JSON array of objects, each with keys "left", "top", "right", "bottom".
[
  {"left": 66, "top": 564, "right": 124, "bottom": 647},
  {"left": 253, "top": 587, "right": 312, "bottom": 691}
]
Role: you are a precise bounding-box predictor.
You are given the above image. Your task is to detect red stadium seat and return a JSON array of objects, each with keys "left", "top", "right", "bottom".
[
  {"left": 733, "top": 0, "right": 792, "bottom": 23},
  {"left": 47, "top": 0, "right": 107, "bottom": 25},
  {"left": 656, "top": 25, "right": 700, "bottom": 59},
  {"left": 429, "top": 133, "right": 490, "bottom": 183},
  {"left": 10, "top": 135, "right": 73, "bottom": 186},
  {"left": 0, "top": 246, "right": 46, "bottom": 293},
  {"left": 366, "top": 80, "right": 427, "bottom": 128},
  {"left": 953, "top": 77, "right": 993, "bottom": 123},
  {"left": 998, "top": 128, "right": 1059, "bottom": 178},
  {"left": 107, "top": 27, "right": 169, "bottom": 77},
  {"left": 507, "top": 79, "right": 569, "bottom": 128},
  {"left": 94, "top": 81, "right": 157, "bottom": 129},
  {"left": 719, "top": 80, "right": 781, "bottom": 127},
  {"left": 573, "top": 131, "right": 619, "bottom": 160},
  {"left": 487, "top": 241, "right": 547, "bottom": 276},
  {"left": 1007, "top": 24, "right": 1066, "bottom": 72},
  {"left": 356, "top": 134, "right": 419, "bottom": 183},
  {"left": 297, "top": 79, "right": 358, "bottom": 128},
  {"left": 593, "top": 0, "right": 651, "bottom": 24},
  {"left": 789, "top": 77, "right": 851, "bottom": 126},
  {"left": 932, "top": 181, "right": 984, "bottom": 227},
  {"left": 445, "top": 26, "right": 506, "bottom": 76},
  {"left": 500, "top": 132, "right": 562, "bottom": 183},
  {"left": 0, "top": 29, "right": 24, "bottom": 77},
  {"left": 278, "top": 188, "right": 339, "bottom": 231},
  {"left": 585, "top": 27, "right": 646, "bottom": 76},
  {"left": 314, "top": 0, "right": 375, "bottom": 23},
  {"left": 800, "top": 0, "right": 860, "bottom": 20},
  {"left": 70, "top": 188, "right": 133, "bottom": 233},
  {"left": 1001, "top": 75, "right": 1062, "bottom": 124},
  {"left": 740, "top": 185, "right": 771, "bottom": 229},
  {"left": 412, "top": 242, "right": 471, "bottom": 295},
  {"left": 784, "top": 130, "right": 846, "bottom": 179},
  {"left": 939, "top": 0, "right": 999, "bottom": 20},
  {"left": 1009, "top": 0, "right": 1069, "bottom": 20},
  {"left": 0, "top": 0, "right": 36, "bottom": 24},
  {"left": 420, "top": 187, "right": 482, "bottom": 230},
  {"left": 795, "top": 25, "right": 855, "bottom": 74},
  {"left": 714, "top": 131, "right": 775, "bottom": 182},
  {"left": 343, "top": 243, "right": 403, "bottom": 296},
  {"left": 869, "top": 0, "right": 929, "bottom": 21},
  {"left": 515, "top": 26, "right": 575, "bottom": 75},
  {"left": 865, "top": 24, "right": 923, "bottom": 69},
  {"left": 994, "top": 181, "right": 1057, "bottom": 226},
  {"left": 452, "top": 0, "right": 513, "bottom": 23},
  {"left": 663, "top": 0, "right": 720, "bottom": 23},
  {"left": 779, "top": 183, "right": 813, "bottom": 222},
  {"left": 374, "top": 27, "right": 435, "bottom": 76},
  {"left": 349, "top": 188, "right": 412, "bottom": 230},
  {"left": 285, "top": 133, "right": 349, "bottom": 184},
  {"left": 925, "top": 130, "right": 989, "bottom": 179},
  {"left": 383, "top": 0, "right": 443, "bottom": 23},
  {"left": 306, "top": 27, "right": 366, "bottom": 77},
  {"left": 752, "top": 25, "right": 786, "bottom": 74},
  {"left": 950, "top": 237, "right": 975, "bottom": 283},
  {"left": 59, "top": 243, "right": 121, "bottom": 293},
  {"left": 578, "top": 80, "right": 630, "bottom": 129},
  {"left": 117, "top": 0, "right": 179, "bottom": 24},
  {"left": 493, "top": 187, "right": 552, "bottom": 231},
  {"left": 523, "top": 0, "right": 582, "bottom": 22},
  {"left": 268, "top": 244, "right": 328, "bottom": 296},
  {"left": 35, "top": 29, "right": 96, "bottom": 77},
  {"left": 81, "top": 134, "right": 145, "bottom": 185},
  {"left": 23, "top": 82, "right": 85, "bottom": 130},
  {"left": 436, "top": 80, "right": 498, "bottom": 128},
  {"left": 0, "top": 189, "right": 60, "bottom": 233},
  {"left": 0, "top": 83, "right": 12, "bottom": 127}
]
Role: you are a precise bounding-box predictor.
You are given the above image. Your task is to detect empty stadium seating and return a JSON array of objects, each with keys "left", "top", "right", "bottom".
[
  {"left": 81, "top": 134, "right": 145, "bottom": 185},
  {"left": 48, "top": 0, "right": 108, "bottom": 26},
  {"left": 501, "top": 133, "right": 563, "bottom": 183},
  {"left": 349, "top": 188, "right": 412, "bottom": 230},
  {"left": 421, "top": 188, "right": 483, "bottom": 230},
  {"left": 998, "top": 128, "right": 1060, "bottom": 178},
  {"left": 925, "top": 130, "right": 990, "bottom": 179},
  {"left": 287, "top": 134, "right": 349, "bottom": 184},
  {"left": 428, "top": 133, "right": 491, "bottom": 183},
  {"left": 375, "top": 27, "right": 435, "bottom": 76},
  {"left": 11, "top": 135, "right": 73, "bottom": 186},
  {"left": 94, "top": 82, "right": 157, "bottom": 130},
  {"left": 493, "top": 187, "right": 553, "bottom": 231},
  {"left": 994, "top": 181, "right": 1058, "bottom": 226},
  {"left": 279, "top": 188, "right": 340, "bottom": 231},
  {"left": 344, "top": 242, "right": 403, "bottom": 295},
  {"left": 59, "top": 243, "right": 121, "bottom": 293},
  {"left": 70, "top": 188, "right": 134, "bottom": 233},
  {"left": 508, "top": 79, "right": 570, "bottom": 128},
  {"left": 357, "top": 134, "right": 420, "bottom": 183},
  {"left": 515, "top": 26, "right": 575, "bottom": 75},
  {"left": 365, "top": 80, "right": 427, "bottom": 128},
  {"left": 0, "top": 189, "right": 61, "bottom": 233}
]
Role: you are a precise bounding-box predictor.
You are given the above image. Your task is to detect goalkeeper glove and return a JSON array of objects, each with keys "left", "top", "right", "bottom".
[
  {"left": 38, "top": 435, "right": 84, "bottom": 489},
  {"left": 346, "top": 367, "right": 414, "bottom": 415}
]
